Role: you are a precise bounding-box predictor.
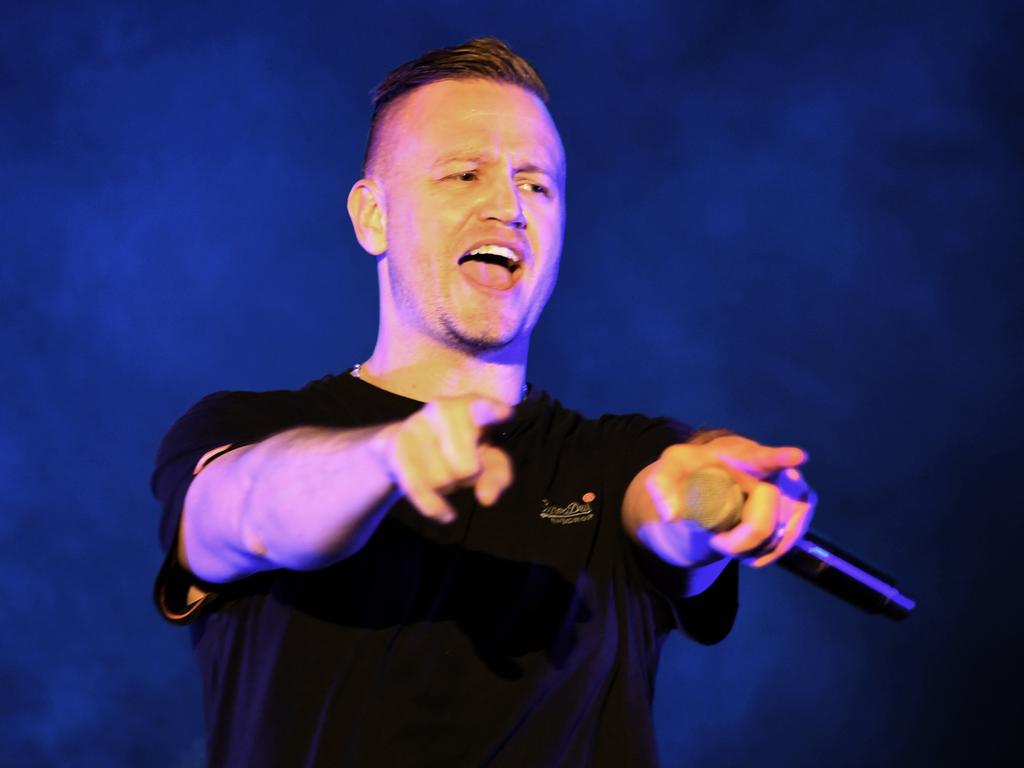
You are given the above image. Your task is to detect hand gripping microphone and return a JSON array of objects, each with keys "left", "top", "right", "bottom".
[{"left": 684, "top": 468, "right": 917, "bottom": 620}]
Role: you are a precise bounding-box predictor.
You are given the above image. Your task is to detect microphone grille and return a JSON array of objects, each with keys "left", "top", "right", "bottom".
[{"left": 683, "top": 468, "right": 744, "bottom": 532}]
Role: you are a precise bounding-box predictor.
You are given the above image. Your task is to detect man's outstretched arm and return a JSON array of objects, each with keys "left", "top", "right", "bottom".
[{"left": 179, "top": 396, "right": 514, "bottom": 584}]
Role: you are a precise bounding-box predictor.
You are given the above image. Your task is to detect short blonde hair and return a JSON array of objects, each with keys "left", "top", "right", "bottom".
[{"left": 362, "top": 36, "right": 549, "bottom": 175}]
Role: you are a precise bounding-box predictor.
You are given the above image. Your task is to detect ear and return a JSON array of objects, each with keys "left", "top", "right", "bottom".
[{"left": 347, "top": 178, "right": 388, "bottom": 256}]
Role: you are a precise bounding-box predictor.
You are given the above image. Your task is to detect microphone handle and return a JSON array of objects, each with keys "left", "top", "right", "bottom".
[
  {"left": 779, "top": 531, "right": 916, "bottom": 620},
  {"left": 684, "top": 468, "right": 916, "bottom": 620}
]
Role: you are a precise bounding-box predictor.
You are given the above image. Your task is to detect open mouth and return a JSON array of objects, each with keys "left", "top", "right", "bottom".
[
  {"left": 457, "top": 245, "right": 521, "bottom": 272},
  {"left": 457, "top": 245, "right": 522, "bottom": 290}
]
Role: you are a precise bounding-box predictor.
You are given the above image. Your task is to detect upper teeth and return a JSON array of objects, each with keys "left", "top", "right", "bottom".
[{"left": 468, "top": 244, "right": 519, "bottom": 263}]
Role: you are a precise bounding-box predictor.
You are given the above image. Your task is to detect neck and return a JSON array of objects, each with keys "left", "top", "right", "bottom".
[{"left": 357, "top": 333, "right": 528, "bottom": 405}]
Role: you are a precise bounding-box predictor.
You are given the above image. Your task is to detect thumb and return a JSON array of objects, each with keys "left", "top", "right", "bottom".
[{"left": 469, "top": 398, "right": 514, "bottom": 428}]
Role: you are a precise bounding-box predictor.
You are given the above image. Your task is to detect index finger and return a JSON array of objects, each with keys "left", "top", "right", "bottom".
[{"left": 716, "top": 445, "right": 807, "bottom": 480}]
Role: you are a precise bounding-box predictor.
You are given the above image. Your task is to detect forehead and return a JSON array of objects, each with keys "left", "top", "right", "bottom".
[{"left": 382, "top": 79, "right": 565, "bottom": 178}]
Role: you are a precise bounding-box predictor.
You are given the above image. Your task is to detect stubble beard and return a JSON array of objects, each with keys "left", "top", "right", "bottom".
[
  {"left": 387, "top": 257, "right": 533, "bottom": 354},
  {"left": 437, "top": 306, "right": 521, "bottom": 353}
]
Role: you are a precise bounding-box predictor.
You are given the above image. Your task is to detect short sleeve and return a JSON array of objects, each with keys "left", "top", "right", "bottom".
[
  {"left": 618, "top": 414, "right": 740, "bottom": 644},
  {"left": 631, "top": 544, "right": 739, "bottom": 644},
  {"left": 150, "top": 389, "right": 303, "bottom": 623}
]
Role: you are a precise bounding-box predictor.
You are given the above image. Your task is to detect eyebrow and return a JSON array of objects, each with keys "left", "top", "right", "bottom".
[
  {"left": 514, "top": 163, "right": 554, "bottom": 177},
  {"left": 431, "top": 153, "right": 488, "bottom": 169},
  {"left": 431, "top": 154, "right": 560, "bottom": 179}
]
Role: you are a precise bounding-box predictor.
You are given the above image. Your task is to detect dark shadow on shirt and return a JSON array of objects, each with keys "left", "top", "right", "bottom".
[{"left": 232, "top": 513, "right": 594, "bottom": 680}]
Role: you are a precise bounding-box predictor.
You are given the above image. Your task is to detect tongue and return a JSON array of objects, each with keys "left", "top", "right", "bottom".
[{"left": 459, "top": 260, "right": 516, "bottom": 291}]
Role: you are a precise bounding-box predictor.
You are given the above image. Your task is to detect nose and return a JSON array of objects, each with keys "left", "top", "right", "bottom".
[{"left": 479, "top": 172, "right": 526, "bottom": 229}]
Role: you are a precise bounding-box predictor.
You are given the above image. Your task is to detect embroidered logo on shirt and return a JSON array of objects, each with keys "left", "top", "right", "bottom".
[{"left": 539, "top": 492, "right": 597, "bottom": 525}]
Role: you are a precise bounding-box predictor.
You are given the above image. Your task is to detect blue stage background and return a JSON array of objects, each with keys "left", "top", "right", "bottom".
[{"left": 3, "top": 2, "right": 1021, "bottom": 766}]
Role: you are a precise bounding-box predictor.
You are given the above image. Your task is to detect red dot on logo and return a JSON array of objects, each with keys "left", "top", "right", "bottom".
[{"left": 582, "top": 492, "right": 596, "bottom": 503}]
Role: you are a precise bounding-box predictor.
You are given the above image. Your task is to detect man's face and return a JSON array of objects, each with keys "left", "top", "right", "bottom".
[{"left": 370, "top": 78, "right": 566, "bottom": 353}]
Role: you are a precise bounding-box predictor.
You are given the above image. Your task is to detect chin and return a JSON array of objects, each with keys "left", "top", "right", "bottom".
[{"left": 440, "top": 315, "right": 524, "bottom": 352}]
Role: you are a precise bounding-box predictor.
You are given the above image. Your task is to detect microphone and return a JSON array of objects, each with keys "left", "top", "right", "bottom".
[{"left": 684, "top": 468, "right": 917, "bottom": 620}]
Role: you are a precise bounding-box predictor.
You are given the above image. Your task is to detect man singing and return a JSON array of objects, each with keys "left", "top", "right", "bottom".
[{"left": 153, "top": 36, "right": 815, "bottom": 767}]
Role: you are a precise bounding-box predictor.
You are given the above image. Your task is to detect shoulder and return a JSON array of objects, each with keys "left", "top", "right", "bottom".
[
  {"left": 156, "top": 386, "right": 309, "bottom": 457},
  {"left": 547, "top": 395, "right": 696, "bottom": 464},
  {"left": 160, "top": 372, "right": 360, "bottom": 445},
  {"left": 530, "top": 389, "right": 692, "bottom": 436},
  {"left": 151, "top": 374, "right": 353, "bottom": 486}
]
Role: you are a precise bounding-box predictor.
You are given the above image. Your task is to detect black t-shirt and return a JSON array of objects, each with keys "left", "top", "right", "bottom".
[{"left": 152, "top": 373, "right": 738, "bottom": 767}]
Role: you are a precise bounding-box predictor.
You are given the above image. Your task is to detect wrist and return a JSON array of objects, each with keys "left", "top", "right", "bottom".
[{"left": 368, "top": 422, "right": 402, "bottom": 485}]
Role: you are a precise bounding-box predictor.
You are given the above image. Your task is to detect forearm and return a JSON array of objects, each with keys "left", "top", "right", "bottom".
[{"left": 180, "top": 423, "right": 400, "bottom": 583}]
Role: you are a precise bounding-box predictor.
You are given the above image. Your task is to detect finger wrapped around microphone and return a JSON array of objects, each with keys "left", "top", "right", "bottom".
[
  {"left": 683, "top": 466, "right": 816, "bottom": 567},
  {"left": 743, "top": 519, "right": 788, "bottom": 559}
]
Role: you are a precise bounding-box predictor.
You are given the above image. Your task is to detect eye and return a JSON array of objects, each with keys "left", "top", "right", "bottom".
[
  {"left": 454, "top": 171, "right": 477, "bottom": 182},
  {"left": 519, "top": 181, "right": 549, "bottom": 196}
]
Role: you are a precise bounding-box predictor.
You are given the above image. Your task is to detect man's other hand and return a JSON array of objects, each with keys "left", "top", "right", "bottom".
[{"left": 643, "top": 434, "right": 817, "bottom": 567}]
